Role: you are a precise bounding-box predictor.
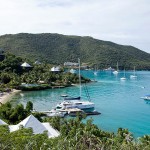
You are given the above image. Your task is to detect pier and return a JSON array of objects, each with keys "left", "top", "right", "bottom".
[{"left": 34, "top": 108, "right": 101, "bottom": 118}]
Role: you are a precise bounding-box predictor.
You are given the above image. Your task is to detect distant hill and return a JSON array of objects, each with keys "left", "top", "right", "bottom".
[{"left": 0, "top": 33, "right": 150, "bottom": 70}]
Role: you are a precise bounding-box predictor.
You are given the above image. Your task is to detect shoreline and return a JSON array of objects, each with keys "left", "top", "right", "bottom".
[{"left": 0, "top": 89, "right": 21, "bottom": 105}]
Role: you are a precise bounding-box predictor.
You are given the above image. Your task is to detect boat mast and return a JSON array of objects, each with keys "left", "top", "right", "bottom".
[
  {"left": 78, "top": 58, "right": 81, "bottom": 98},
  {"left": 117, "top": 62, "right": 118, "bottom": 71},
  {"left": 124, "top": 68, "right": 125, "bottom": 77}
]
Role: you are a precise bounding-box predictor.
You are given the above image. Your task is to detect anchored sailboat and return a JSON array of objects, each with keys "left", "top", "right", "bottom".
[
  {"left": 94, "top": 65, "right": 98, "bottom": 76},
  {"left": 120, "top": 68, "right": 126, "bottom": 80},
  {"left": 130, "top": 66, "right": 137, "bottom": 79},
  {"left": 113, "top": 62, "right": 119, "bottom": 75}
]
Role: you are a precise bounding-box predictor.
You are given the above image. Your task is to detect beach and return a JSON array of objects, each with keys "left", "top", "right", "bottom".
[{"left": 0, "top": 89, "right": 21, "bottom": 105}]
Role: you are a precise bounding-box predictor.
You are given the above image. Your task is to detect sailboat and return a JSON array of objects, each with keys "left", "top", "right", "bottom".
[
  {"left": 130, "top": 66, "right": 137, "bottom": 79},
  {"left": 113, "top": 62, "right": 119, "bottom": 75},
  {"left": 55, "top": 58, "right": 95, "bottom": 112},
  {"left": 120, "top": 68, "right": 126, "bottom": 80},
  {"left": 94, "top": 65, "right": 98, "bottom": 76}
]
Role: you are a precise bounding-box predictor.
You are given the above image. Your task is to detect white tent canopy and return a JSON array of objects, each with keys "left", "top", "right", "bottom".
[
  {"left": 9, "top": 115, "right": 60, "bottom": 138},
  {"left": 0, "top": 119, "right": 7, "bottom": 125},
  {"left": 21, "top": 62, "right": 32, "bottom": 67}
]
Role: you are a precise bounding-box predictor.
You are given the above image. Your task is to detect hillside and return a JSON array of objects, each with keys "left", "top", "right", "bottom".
[{"left": 0, "top": 33, "right": 150, "bottom": 70}]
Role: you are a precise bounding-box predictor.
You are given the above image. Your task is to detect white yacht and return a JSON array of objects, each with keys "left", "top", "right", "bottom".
[{"left": 55, "top": 100, "right": 95, "bottom": 112}]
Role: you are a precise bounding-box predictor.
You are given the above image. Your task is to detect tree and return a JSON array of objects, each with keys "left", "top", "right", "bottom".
[
  {"left": 0, "top": 73, "right": 11, "bottom": 84},
  {"left": 26, "top": 101, "right": 33, "bottom": 113}
]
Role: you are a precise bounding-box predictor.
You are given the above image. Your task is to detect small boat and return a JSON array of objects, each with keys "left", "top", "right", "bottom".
[
  {"left": 130, "top": 66, "right": 137, "bottom": 79},
  {"left": 93, "top": 65, "right": 98, "bottom": 76},
  {"left": 120, "top": 77, "right": 126, "bottom": 80},
  {"left": 46, "top": 109, "right": 67, "bottom": 117},
  {"left": 141, "top": 95, "right": 150, "bottom": 100},
  {"left": 113, "top": 62, "right": 119, "bottom": 75},
  {"left": 67, "top": 108, "right": 85, "bottom": 117},
  {"left": 61, "top": 94, "right": 68, "bottom": 97},
  {"left": 64, "top": 96, "right": 80, "bottom": 100},
  {"left": 120, "top": 68, "right": 126, "bottom": 80},
  {"left": 94, "top": 71, "right": 98, "bottom": 76},
  {"left": 104, "top": 67, "right": 115, "bottom": 71}
]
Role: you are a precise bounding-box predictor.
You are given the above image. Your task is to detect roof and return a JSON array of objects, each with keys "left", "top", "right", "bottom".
[
  {"left": 21, "top": 62, "right": 32, "bottom": 67},
  {"left": 0, "top": 119, "right": 7, "bottom": 125},
  {"left": 18, "top": 115, "right": 48, "bottom": 134},
  {"left": 51, "top": 66, "right": 60, "bottom": 72},
  {"left": 9, "top": 115, "right": 60, "bottom": 138},
  {"left": 42, "top": 123, "right": 60, "bottom": 138},
  {"left": 34, "top": 60, "right": 41, "bottom": 64}
]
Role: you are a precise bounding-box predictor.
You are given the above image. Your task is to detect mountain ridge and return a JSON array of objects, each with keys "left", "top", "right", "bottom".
[{"left": 0, "top": 33, "right": 150, "bottom": 70}]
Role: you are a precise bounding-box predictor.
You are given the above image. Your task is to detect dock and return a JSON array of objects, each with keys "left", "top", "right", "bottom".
[
  {"left": 85, "top": 111, "right": 101, "bottom": 115},
  {"left": 33, "top": 108, "right": 101, "bottom": 117}
]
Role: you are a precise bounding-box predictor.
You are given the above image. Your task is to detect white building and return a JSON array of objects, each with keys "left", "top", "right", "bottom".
[
  {"left": 34, "top": 60, "right": 41, "bottom": 65},
  {"left": 64, "top": 62, "right": 79, "bottom": 66},
  {"left": 51, "top": 66, "right": 60, "bottom": 72},
  {"left": 21, "top": 62, "right": 32, "bottom": 67}
]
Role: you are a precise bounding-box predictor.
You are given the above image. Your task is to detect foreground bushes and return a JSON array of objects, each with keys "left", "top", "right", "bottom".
[{"left": 0, "top": 102, "right": 150, "bottom": 150}]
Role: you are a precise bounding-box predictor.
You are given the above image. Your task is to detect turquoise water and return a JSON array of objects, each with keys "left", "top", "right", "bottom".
[{"left": 11, "top": 71, "right": 150, "bottom": 137}]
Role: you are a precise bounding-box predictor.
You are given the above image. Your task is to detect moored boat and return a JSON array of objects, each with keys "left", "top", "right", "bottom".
[
  {"left": 55, "top": 100, "right": 95, "bottom": 112},
  {"left": 61, "top": 94, "right": 68, "bottom": 97},
  {"left": 104, "top": 67, "right": 115, "bottom": 71},
  {"left": 130, "top": 66, "right": 137, "bottom": 79},
  {"left": 141, "top": 95, "right": 150, "bottom": 100},
  {"left": 45, "top": 109, "right": 67, "bottom": 117},
  {"left": 120, "top": 68, "right": 126, "bottom": 81},
  {"left": 67, "top": 108, "right": 85, "bottom": 117},
  {"left": 113, "top": 62, "right": 119, "bottom": 75}
]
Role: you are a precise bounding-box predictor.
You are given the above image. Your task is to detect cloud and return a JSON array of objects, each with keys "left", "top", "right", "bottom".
[{"left": 0, "top": 0, "right": 150, "bottom": 53}]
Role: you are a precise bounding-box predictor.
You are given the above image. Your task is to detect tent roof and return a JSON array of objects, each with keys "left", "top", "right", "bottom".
[
  {"left": 0, "top": 119, "right": 7, "bottom": 125},
  {"left": 18, "top": 114, "right": 48, "bottom": 134},
  {"left": 9, "top": 115, "right": 60, "bottom": 138},
  {"left": 21, "top": 62, "right": 32, "bottom": 67}
]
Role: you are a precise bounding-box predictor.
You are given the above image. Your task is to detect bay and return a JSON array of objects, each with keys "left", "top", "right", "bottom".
[{"left": 11, "top": 70, "right": 150, "bottom": 137}]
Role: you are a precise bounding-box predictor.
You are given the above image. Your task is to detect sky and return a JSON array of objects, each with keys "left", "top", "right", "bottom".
[{"left": 0, "top": 0, "right": 150, "bottom": 53}]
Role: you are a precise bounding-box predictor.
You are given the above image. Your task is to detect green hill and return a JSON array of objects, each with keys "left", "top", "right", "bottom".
[{"left": 0, "top": 33, "right": 150, "bottom": 70}]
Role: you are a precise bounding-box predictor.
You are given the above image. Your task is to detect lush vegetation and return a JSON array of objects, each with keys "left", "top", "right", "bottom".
[
  {"left": 0, "top": 52, "right": 90, "bottom": 91},
  {"left": 0, "top": 102, "right": 150, "bottom": 150},
  {"left": 0, "top": 33, "right": 150, "bottom": 70},
  {"left": 0, "top": 101, "right": 34, "bottom": 124}
]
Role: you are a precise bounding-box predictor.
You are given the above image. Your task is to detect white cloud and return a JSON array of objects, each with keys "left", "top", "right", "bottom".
[{"left": 0, "top": 0, "right": 150, "bottom": 53}]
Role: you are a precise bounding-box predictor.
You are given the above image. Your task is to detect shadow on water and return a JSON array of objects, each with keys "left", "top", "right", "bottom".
[{"left": 144, "top": 100, "right": 150, "bottom": 105}]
